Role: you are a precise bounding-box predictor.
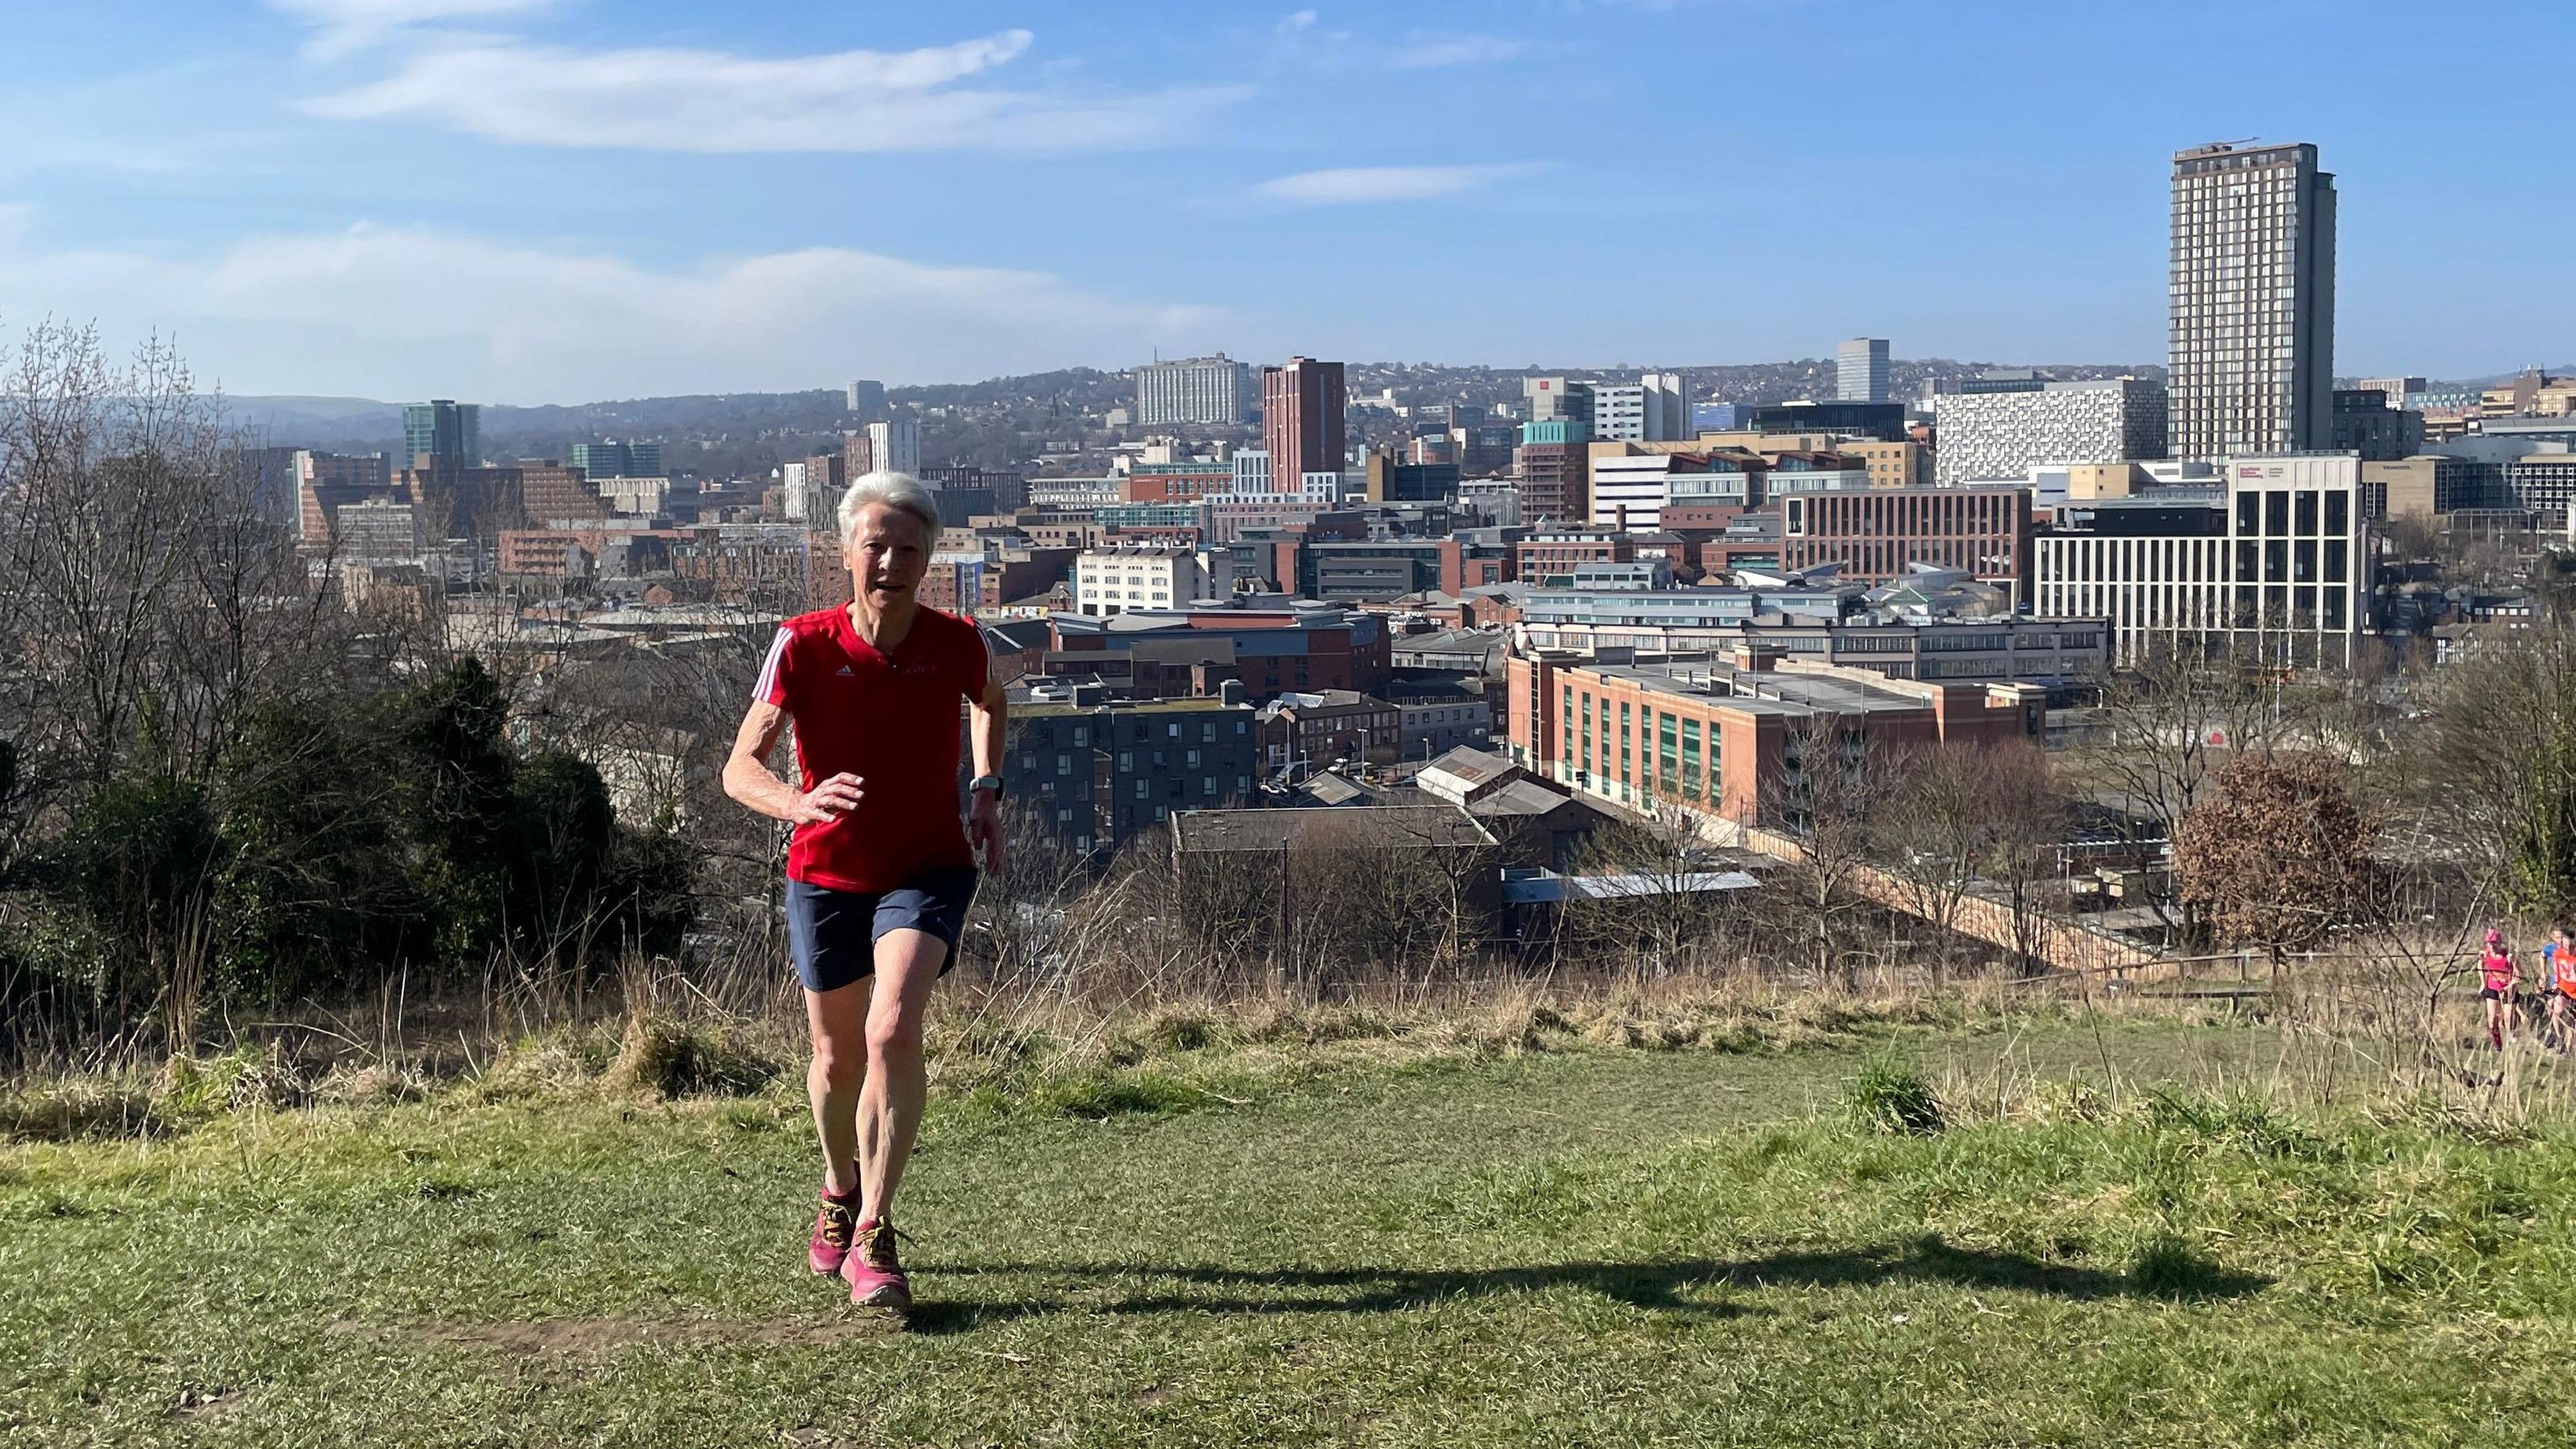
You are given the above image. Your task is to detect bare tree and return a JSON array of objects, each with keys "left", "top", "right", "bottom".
[
  {"left": 2068, "top": 643, "right": 2308, "bottom": 945},
  {"left": 1758, "top": 714, "right": 1902, "bottom": 985}
]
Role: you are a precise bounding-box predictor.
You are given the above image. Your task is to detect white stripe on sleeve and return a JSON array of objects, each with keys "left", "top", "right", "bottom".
[{"left": 753, "top": 625, "right": 792, "bottom": 705}]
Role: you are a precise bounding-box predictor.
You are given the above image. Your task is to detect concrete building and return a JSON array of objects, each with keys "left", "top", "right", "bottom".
[
  {"left": 2361, "top": 455, "right": 2495, "bottom": 520},
  {"left": 1232, "top": 449, "right": 1272, "bottom": 495},
  {"left": 332, "top": 497, "right": 423, "bottom": 559},
  {"left": 2033, "top": 453, "right": 2369, "bottom": 667},
  {"left": 594, "top": 476, "right": 692, "bottom": 518},
  {"left": 2354, "top": 376, "right": 2426, "bottom": 409},
  {"left": 1515, "top": 588, "right": 2106, "bottom": 686},
  {"left": 2509, "top": 454, "right": 2576, "bottom": 522},
  {"left": 845, "top": 380, "right": 888, "bottom": 421},
  {"left": 2168, "top": 141, "right": 2337, "bottom": 460},
  {"left": 1458, "top": 478, "right": 1523, "bottom": 527},
  {"left": 1837, "top": 338, "right": 1890, "bottom": 404},
  {"left": 1505, "top": 653, "right": 2045, "bottom": 830},
  {"left": 1640, "top": 374, "right": 1693, "bottom": 441},
  {"left": 1934, "top": 378, "right": 2169, "bottom": 486},
  {"left": 1523, "top": 377, "right": 1593, "bottom": 427},
  {"left": 1135, "top": 356, "right": 1256, "bottom": 426},
  {"left": 1008, "top": 686, "right": 1258, "bottom": 853},
  {"left": 1073, "top": 546, "right": 1220, "bottom": 616},
  {"left": 1263, "top": 357, "right": 1346, "bottom": 493},
  {"left": 1840, "top": 438, "right": 1934, "bottom": 489}
]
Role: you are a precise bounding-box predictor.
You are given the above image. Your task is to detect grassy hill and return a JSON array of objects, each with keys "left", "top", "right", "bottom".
[{"left": 7, "top": 1010, "right": 2574, "bottom": 1447}]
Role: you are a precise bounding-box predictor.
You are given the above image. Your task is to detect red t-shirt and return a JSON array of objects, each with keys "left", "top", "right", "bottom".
[{"left": 756, "top": 605, "right": 989, "bottom": 893}]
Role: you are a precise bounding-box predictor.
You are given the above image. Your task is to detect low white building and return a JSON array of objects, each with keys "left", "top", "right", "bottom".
[
  {"left": 1073, "top": 547, "right": 1230, "bottom": 616},
  {"left": 1458, "top": 478, "right": 1523, "bottom": 526}
]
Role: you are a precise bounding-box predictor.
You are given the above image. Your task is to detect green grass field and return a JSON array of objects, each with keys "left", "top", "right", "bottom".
[{"left": 7, "top": 1014, "right": 2575, "bottom": 1447}]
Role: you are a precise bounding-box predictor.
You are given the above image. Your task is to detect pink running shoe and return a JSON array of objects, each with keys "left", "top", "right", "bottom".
[
  {"left": 808, "top": 1191, "right": 860, "bottom": 1277},
  {"left": 842, "top": 1218, "right": 911, "bottom": 1309}
]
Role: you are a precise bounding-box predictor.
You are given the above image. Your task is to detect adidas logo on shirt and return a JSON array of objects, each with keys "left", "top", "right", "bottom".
[{"left": 836, "top": 665, "right": 855, "bottom": 677}]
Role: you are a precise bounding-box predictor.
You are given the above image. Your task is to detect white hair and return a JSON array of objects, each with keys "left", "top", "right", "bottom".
[{"left": 837, "top": 470, "right": 941, "bottom": 545}]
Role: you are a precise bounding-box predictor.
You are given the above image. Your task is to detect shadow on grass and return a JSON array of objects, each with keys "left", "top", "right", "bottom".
[{"left": 904, "top": 1234, "right": 2268, "bottom": 1334}]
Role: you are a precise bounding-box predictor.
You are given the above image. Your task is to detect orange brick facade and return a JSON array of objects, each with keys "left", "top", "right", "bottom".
[{"left": 1505, "top": 652, "right": 2042, "bottom": 829}]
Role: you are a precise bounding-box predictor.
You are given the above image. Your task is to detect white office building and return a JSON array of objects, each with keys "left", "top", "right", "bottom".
[
  {"left": 2033, "top": 453, "right": 2367, "bottom": 667},
  {"left": 1135, "top": 356, "right": 1256, "bottom": 426},
  {"left": 1934, "top": 378, "right": 2169, "bottom": 486},
  {"left": 594, "top": 476, "right": 694, "bottom": 517},
  {"left": 1232, "top": 448, "right": 1271, "bottom": 495},
  {"left": 1073, "top": 547, "right": 1222, "bottom": 616},
  {"left": 1026, "top": 476, "right": 1121, "bottom": 508}
]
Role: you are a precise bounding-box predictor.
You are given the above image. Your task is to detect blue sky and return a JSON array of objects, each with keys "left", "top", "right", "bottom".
[{"left": 0, "top": 0, "right": 2566, "bottom": 402}]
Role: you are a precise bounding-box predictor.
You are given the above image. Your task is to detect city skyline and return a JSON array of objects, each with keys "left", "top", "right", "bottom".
[{"left": 0, "top": 1, "right": 2568, "bottom": 402}]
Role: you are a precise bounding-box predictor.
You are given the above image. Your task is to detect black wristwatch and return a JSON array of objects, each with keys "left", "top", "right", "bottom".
[{"left": 969, "top": 774, "right": 1004, "bottom": 798}]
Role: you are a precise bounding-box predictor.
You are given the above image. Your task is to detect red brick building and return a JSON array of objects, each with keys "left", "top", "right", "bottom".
[
  {"left": 1262, "top": 357, "right": 1345, "bottom": 490},
  {"left": 1514, "top": 530, "right": 1634, "bottom": 580},
  {"left": 1505, "top": 651, "right": 2043, "bottom": 832},
  {"left": 1778, "top": 486, "right": 2035, "bottom": 600}
]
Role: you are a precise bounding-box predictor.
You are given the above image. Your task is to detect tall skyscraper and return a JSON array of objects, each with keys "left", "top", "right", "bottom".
[
  {"left": 1135, "top": 356, "right": 1256, "bottom": 425},
  {"left": 1837, "top": 339, "right": 1890, "bottom": 404},
  {"left": 846, "top": 380, "right": 888, "bottom": 422},
  {"left": 2168, "top": 140, "right": 2336, "bottom": 460},
  {"left": 1263, "top": 357, "right": 1345, "bottom": 497},
  {"left": 402, "top": 400, "right": 480, "bottom": 469}
]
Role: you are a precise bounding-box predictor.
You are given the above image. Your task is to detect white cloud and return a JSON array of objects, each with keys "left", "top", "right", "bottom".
[
  {"left": 271, "top": 0, "right": 556, "bottom": 60},
  {"left": 1390, "top": 34, "right": 1529, "bottom": 68},
  {"left": 1252, "top": 164, "right": 1536, "bottom": 207},
  {"left": 299, "top": 30, "right": 1245, "bottom": 153},
  {"left": 0, "top": 225, "right": 1225, "bottom": 401}
]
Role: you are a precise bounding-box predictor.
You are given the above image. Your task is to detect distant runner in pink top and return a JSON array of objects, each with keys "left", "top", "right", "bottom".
[
  {"left": 2547, "top": 928, "right": 2576, "bottom": 1051},
  {"left": 2477, "top": 929, "right": 2516, "bottom": 1051}
]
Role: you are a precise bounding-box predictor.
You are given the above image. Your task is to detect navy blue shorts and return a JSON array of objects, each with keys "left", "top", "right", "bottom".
[{"left": 784, "top": 867, "right": 978, "bottom": 994}]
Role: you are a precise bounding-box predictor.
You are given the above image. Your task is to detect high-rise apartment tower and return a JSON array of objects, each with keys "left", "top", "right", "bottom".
[
  {"left": 1136, "top": 356, "right": 1256, "bottom": 426},
  {"left": 1263, "top": 358, "right": 1345, "bottom": 496},
  {"left": 1837, "top": 339, "right": 1890, "bottom": 404},
  {"left": 2168, "top": 141, "right": 2336, "bottom": 460}
]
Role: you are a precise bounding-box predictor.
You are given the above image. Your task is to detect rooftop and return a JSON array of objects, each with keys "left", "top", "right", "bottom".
[
  {"left": 1171, "top": 805, "right": 1499, "bottom": 853},
  {"left": 1015, "top": 692, "right": 1248, "bottom": 720}
]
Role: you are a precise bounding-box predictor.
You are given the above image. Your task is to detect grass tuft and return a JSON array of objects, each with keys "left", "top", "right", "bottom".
[
  {"left": 606, "top": 1014, "right": 781, "bottom": 1099},
  {"left": 1844, "top": 1053, "right": 1945, "bottom": 1136}
]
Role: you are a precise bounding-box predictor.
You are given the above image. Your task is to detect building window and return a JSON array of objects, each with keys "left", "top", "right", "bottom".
[{"left": 1680, "top": 719, "right": 1702, "bottom": 801}]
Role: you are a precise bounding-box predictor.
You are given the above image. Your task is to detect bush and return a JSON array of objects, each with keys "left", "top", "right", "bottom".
[{"left": 1843, "top": 1053, "right": 1944, "bottom": 1136}]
